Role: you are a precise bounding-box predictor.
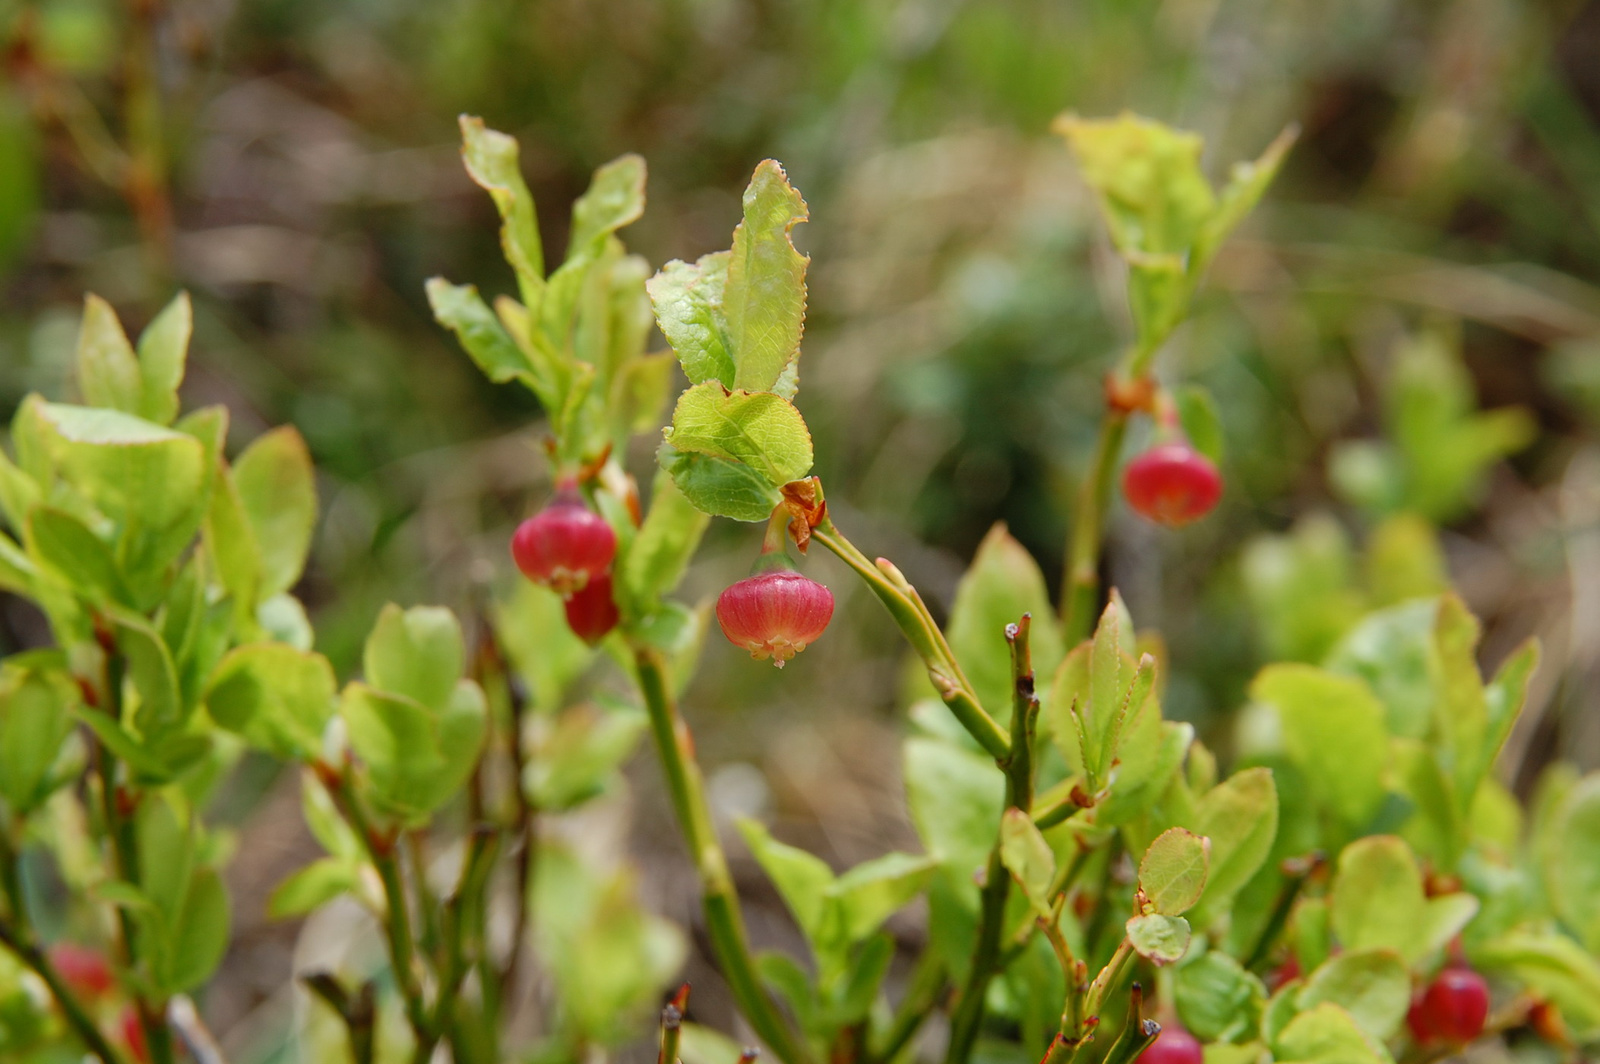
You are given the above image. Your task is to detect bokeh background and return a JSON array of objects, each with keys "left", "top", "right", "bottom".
[{"left": 4, "top": 0, "right": 1600, "bottom": 1057}]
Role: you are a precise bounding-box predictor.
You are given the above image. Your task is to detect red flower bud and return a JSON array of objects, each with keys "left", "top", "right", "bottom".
[
  {"left": 511, "top": 492, "right": 616, "bottom": 597},
  {"left": 716, "top": 570, "right": 834, "bottom": 667},
  {"left": 1122, "top": 443, "right": 1223, "bottom": 527},
  {"left": 47, "top": 943, "right": 114, "bottom": 999},
  {"left": 1408, "top": 967, "right": 1489, "bottom": 1045},
  {"left": 1142, "top": 1024, "right": 1203, "bottom": 1064},
  {"left": 564, "top": 572, "right": 620, "bottom": 646}
]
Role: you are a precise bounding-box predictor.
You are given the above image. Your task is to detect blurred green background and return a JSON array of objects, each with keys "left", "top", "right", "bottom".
[{"left": 4, "top": 0, "right": 1600, "bottom": 1054}]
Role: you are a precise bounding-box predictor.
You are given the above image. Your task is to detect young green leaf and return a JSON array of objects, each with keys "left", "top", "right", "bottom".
[
  {"left": 1139, "top": 827, "right": 1210, "bottom": 915},
  {"left": 725, "top": 160, "right": 808, "bottom": 395},
  {"left": 1251, "top": 664, "right": 1388, "bottom": 829},
  {"left": 904, "top": 736, "right": 1005, "bottom": 905},
  {"left": 663, "top": 382, "right": 813, "bottom": 486},
  {"left": 205, "top": 643, "right": 337, "bottom": 761},
  {"left": 1176, "top": 384, "right": 1225, "bottom": 464},
  {"left": 427, "top": 279, "right": 562, "bottom": 410},
  {"left": 1191, "top": 124, "right": 1298, "bottom": 275},
  {"left": 459, "top": 115, "right": 544, "bottom": 299},
  {"left": 1174, "top": 950, "right": 1265, "bottom": 1043},
  {"left": 1188, "top": 766, "right": 1277, "bottom": 914},
  {"left": 945, "top": 524, "right": 1064, "bottom": 725},
  {"left": 737, "top": 818, "right": 834, "bottom": 944},
  {"left": 75, "top": 293, "right": 143, "bottom": 414},
  {"left": 158, "top": 868, "right": 230, "bottom": 994},
  {"left": 1126, "top": 913, "right": 1192, "bottom": 965},
  {"left": 648, "top": 253, "right": 736, "bottom": 388},
  {"left": 233, "top": 426, "right": 316, "bottom": 602},
  {"left": 618, "top": 468, "right": 710, "bottom": 607},
  {"left": 1272, "top": 1002, "right": 1390, "bottom": 1064},
  {"left": 1296, "top": 950, "right": 1410, "bottom": 1041},
  {"left": 999, "top": 808, "right": 1057, "bottom": 918},
  {"left": 1541, "top": 773, "right": 1600, "bottom": 953},
  {"left": 0, "top": 657, "right": 77, "bottom": 813},
  {"left": 136, "top": 291, "right": 191, "bottom": 426},
  {"left": 567, "top": 154, "right": 647, "bottom": 262},
  {"left": 826, "top": 851, "right": 938, "bottom": 946},
  {"left": 362, "top": 603, "right": 464, "bottom": 712}
]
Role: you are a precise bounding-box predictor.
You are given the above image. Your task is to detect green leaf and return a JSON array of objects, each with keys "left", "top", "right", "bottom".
[
  {"left": 611, "top": 352, "right": 674, "bottom": 437},
  {"left": 827, "top": 851, "right": 938, "bottom": 946},
  {"left": 567, "top": 154, "right": 646, "bottom": 261},
  {"left": 1474, "top": 931, "right": 1600, "bottom": 1037},
  {"left": 528, "top": 704, "right": 647, "bottom": 811},
  {"left": 738, "top": 818, "right": 834, "bottom": 943},
  {"left": 1140, "top": 827, "right": 1210, "bottom": 916},
  {"left": 946, "top": 523, "right": 1064, "bottom": 726},
  {"left": 1429, "top": 594, "right": 1488, "bottom": 815},
  {"left": 1542, "top": 773, "right": 1600, "bottom": 953},
  {"left": 459, "top": 115, "right": 543, "bottom": 298},
  {"left": 1272, "top": 1002, "right": 1391, "bottom": 1064},
  {"left": 1192, "top": 124, "right": 1297, "bottom": 274},
  {"left": 659, "top": 443, "right": 783, "bottom": 523},
  {"left": 205, "top": 643, "right": 337, "bottom": 760},
  {"left": 1328, "top": 836, "right": 1471, "bottom": 965},
  {"left": 341, "top": 680, "right": 487, "bottom": 822},
  {"left": 1053, "top": 113, "right": 1214, "bottom": 256},
  {"left": 1242, "top": 515, "right": 1365, "bottom": 664},
  {"left": 1329, "top": 837, "right": 1423, "bottom": 958},
  {"left": 267, "top": 857, "right": 357, "bottom": 918},
  {"left": 825, "top": 932, "right": 894, "bottom": 1027},
  {"left": 1188, "top": 767, "right": 1277, "bottom": 916},
  {"left": 904, "top": 736, "right": 1005, "bottom": 907},
  {"left": 648, "top": 253, "right": 735, "bottom": 388},
  {"left": 1324, "top": 599, "right": 1437, "bottom": 740},
  {"left": 1126, "top": 913, "right": 1191, "bottom": 965},
  {"left": 999, "top": 808, "right": 1057, "bottom": 918},
  {"left": 0, "top": 657, "right": 77, "bottom": 813},
  {"left": 135, "top": 291, "right": 191, "bottom": 426},
  {"left": 1296, "top": 950, "right": 1409, "bottom": 1041},
  {"left": 664, "top": 382, "right": 813, "bottom": 486},
  {"left": 233, "top": 426, "right": 316, "bottom": 601},
  {"left": 114, "top": 610, "right": 182, "bottom": 737},
  {"left": 1364, "top": 515, "right": 1447, "bottom": 608},
  {"left": 160, "top": 868, "right": 230, "bottom": 993},
  {"left": 1176, "top": 383, "right": 1225, "bottom": 464},
  {"left": 31, "top": 401, "right": 209, "bottom": 593},
  {"left": 75, "top": 293, "right": 142, "bottom": 414},
  {"left": 1174, "top": 950, "right": 1265, "bottom": 1042},
  {"left": 493, "top": 580, "right": 593, "bottom": 712},
  {"left": 25, "top": 505, "right": 126, "bottom": 604},
  {"left": 725, "top": 161, "right": 809, "bottom": 395},
  {"left": 1251, "top": 664, "right": 1388, "bottom": 829},
  {"left": 618, "top": 468, "right": 710, "bottom": 608},
  {"left": 362, "top": 603, "right": 463, "bottom": 712},
  {"left": 427, "top": 279, "right": 561, "bottom": 409}
]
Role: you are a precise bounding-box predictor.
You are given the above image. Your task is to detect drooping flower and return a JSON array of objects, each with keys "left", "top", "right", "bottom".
[
  {"left": 1122, "top": 442, "right": 1223, "bottom": 527},
  {"left": 716, "top": 570, "right": 834, "bottom": 667},
  {"left": 511, "top": 486, "right": 616, "bottom": 597}
]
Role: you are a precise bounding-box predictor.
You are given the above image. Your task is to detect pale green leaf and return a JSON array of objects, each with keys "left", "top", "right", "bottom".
[
  {"left": 1296, "top": 950, "right": 1409, "bottom": 1041},
  {"left": 136, "top": 291, "right": 191, "bottom": 426},
  {"left": 650, "top": 252, "right": 736, "bottom": 388},
  {"left": 567, "top": 153, "right": 646, "bottom": 260},
  {"left": 725, "top": 160, "right": 809, "bottom": 395},
  {"left": 1126, "top": 912, "right": 1192, "bottom": 965},
  {"left": 999, "top": 807, "right": 1057, "bottom": 918},
  {"left": 205, "top": 643, "right": 337, "bottom": 761},
  {"left": 362, "top": 603, "right": 463, "bottom": 712},
  {"left": 1140, "top": 827, "right": 1210, "bottom": 915},
  {"left": 664, "top": 382, "right": 813, "bottom": 486},
  {"left": 459, "top": 115, "right": 543, "bottom": 297},
  {"left": 233, "top": 426, "right": 316, "bottom": 600},
  {"left": 1251, "top": 664, "right": 1388, "bottom": 828},
  {"left": 75, "top": 293, "right": 142, "bottom": 414}
]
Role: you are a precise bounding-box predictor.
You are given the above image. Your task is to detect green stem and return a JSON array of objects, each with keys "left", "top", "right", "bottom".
[
  {"left": 318, "top": 766, "right": 433, "bottom": 1056},
  {"left": 945, "top": 617, "right": 1040, "bottom": 1064},
  {"left": 1059, "top": 331, "right": 1168, "bottom": 646},
  {"left": 0, "top": 820, "right": 130, "bottom": 1064},
  {"left": 1061, "top": 409, "right": 1130, "bottom": 646},
  {"left": 812, "top": 520, "right": 1009, "bottom": 759},
  {"left": 632, "top": 646, "right": 810, "bottom": 1064},
  {"left": 95, "top": 645, "right": 175, "bottom": 1064},
  {"left": 866, "top": 949, "right": 945, "bottom": 1064}
]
